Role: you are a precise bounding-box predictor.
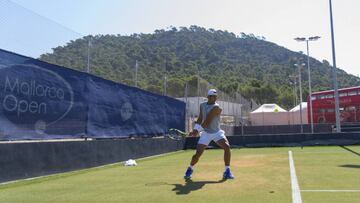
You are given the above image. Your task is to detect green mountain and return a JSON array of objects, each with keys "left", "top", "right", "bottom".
[{"left": 39, "top": 25, "right": 360, "bottom": 109}]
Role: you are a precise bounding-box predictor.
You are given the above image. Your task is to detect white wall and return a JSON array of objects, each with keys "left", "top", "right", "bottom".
[{"left": 250, "top": 112, "right": 290, "bottom": 126}]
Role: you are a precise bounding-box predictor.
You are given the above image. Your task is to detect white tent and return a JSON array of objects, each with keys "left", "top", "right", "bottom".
[
  {"left": 250, "top": 104, "right": 289, "bottom": 126},
  {"left": 289, "top": 102, "right": 308, "bottom": 125}
]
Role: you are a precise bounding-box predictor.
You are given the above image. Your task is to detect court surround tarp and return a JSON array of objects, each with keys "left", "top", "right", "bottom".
[{"left": 0, "top": 49, "right": 185, "bottom": 140}]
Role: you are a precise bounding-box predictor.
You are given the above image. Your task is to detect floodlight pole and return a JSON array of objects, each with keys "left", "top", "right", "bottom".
[
  {"left": 289, "top": 75, "right": 298, "bottom": 125},
  {"left": 135, "top": 60, "right": 138, "bottom": 87},
  {"left": 295, "top": 63, "right": 305, "bottom": 133},
  {"left": 87, "top": 37, "right": 91, "bottom": 73},
  {"left": 294, "top": 36, "right": 320, "bottom": 134},
  {"left": 241, "top": 104, "right": 244, "bottom": 136},
  {"left": 164, "top": 59, "right": 167, "bottom": 96},
  {"left": 306, "top": 40, "right": 313, "bottom": 133},
  {"left": 290, "top": 75, "right": 298, "bottom": 107},
  {"left": 329, "top": 0, "right": 341, "bottom": 132},
  {"left": 164, "top": 75, "right": 167, "bottom": 96}
]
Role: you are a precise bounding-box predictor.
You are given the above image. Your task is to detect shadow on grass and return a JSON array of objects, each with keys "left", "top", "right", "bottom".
[
  {"left": 171, "top": 179, "right": 226, "bottom": 195},
  {"left": 339, "top": 146, "right": 360, "bottom": 156},
  {"left": 339, "top": 164, "right": 360, "bottom": 169}
]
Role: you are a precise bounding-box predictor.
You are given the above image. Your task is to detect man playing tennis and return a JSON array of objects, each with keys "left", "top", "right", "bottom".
[{"left": 184, "top": 89, "right": 234, "bottom": 180}]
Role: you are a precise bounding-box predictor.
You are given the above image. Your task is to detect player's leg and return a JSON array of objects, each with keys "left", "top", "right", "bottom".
[
  {"left": 190, "top": 144, "right": 207, "bottom": 166},
  {"left": 184, "top": 133, "right": 211, "bottom": 179},
  {"left": 184, "top": 144, "right": 206, "bottom": 180},
  {"left": 216, "top": 138, "right": 231, "bottom": 166},
  {"left": 214, "top": 131, "right": 234, "bottom": 179}
]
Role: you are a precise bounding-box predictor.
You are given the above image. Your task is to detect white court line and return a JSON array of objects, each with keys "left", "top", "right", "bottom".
[
  {"left": 301, "top": 190, "right": 360, "bottom": 192},
  {"left": 289, "top": 151, "right": 302, "bottom": 203}
]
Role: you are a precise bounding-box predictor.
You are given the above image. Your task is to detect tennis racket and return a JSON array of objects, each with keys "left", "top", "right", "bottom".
[{"left": 166, "top": 128, "right": 187, "bottom": 140}]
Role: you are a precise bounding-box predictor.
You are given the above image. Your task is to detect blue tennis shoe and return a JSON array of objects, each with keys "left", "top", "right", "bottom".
[
  {"left": 223, "top": 168, "right": 235, "bottom": 179},
  {"left": 184, "top": 167, "right": 193, "bottom": 180}
]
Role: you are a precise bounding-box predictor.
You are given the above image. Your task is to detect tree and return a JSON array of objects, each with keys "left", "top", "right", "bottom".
[
  {"left": 38, "top": 26, "right": 360, "bottom": 108},
  {"left": 167, "top": 78, "right": 185, "bottom": 97}
]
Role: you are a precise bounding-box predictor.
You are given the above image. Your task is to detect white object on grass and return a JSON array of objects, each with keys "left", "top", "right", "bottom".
[{"left": 124, "top": 159, "right": 137, "bottom": 166}]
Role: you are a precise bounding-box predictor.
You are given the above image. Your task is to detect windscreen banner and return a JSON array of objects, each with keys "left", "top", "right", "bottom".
[{"left": 0, "top": 49, "right": 185, "bottom": 140}]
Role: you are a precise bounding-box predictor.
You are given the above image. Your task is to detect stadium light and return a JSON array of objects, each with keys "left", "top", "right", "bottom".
[
  {"left": 289, "top": 75, "right": 298, "bottom": 107},
  {"left": 294, "top": 63, "right": 306, "bottom": 134},
  {"left": 329, "top": 0, "right": 341, "bottom": 132},
  {"left": 294, "top": 36, "right": 320, "bottom": 134},
  {"left": 87, "top": 37, "right": 92, "bottom": 73}
]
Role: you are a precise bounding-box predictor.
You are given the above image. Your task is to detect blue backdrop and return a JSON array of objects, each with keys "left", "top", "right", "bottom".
[{"left": 0, "top": 49, "right": 185, "bottom": 140}]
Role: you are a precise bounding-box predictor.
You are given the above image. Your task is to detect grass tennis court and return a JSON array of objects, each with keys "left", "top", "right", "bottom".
[{"left": 0, "top": 146, "right": 359, "bottom": 203}]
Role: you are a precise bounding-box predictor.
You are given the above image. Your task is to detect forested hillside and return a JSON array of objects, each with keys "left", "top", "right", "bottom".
[{"left": 40, "top": 26, "right": 360, "bottom": 109}]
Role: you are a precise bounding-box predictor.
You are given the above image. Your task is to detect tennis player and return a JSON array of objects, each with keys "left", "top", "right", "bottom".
[{"left": 184, "top": 89, "right": 234, "bottom": 180}]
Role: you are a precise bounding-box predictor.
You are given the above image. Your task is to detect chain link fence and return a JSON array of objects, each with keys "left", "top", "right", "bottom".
[
  {"left": 7, "top": 0, "right": 337, "bottom": 137},
  {"left": 168, "top": 76, "right": 255, "bottom": 133},
  {"left": 0, "top": 0, "right": 259, "bottom": 136}
]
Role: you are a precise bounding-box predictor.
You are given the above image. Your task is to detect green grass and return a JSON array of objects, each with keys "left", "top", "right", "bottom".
[
  {"left": 293, "top": 146, "right": 360, "bottom": 203},
  {"left": 0, "top": 146, "right": 359, "bottom": 203}
]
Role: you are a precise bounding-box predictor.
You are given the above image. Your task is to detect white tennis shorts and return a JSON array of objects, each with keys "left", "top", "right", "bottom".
[{"left": 198, "top": 130, "right": 226, "bottom": 146}]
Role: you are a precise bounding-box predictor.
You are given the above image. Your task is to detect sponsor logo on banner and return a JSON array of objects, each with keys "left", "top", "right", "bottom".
[
  {"left": 0, "top": 64, "right": 74, "bottom": 134},
  {"left": 120, "top": 101, "right": 133, "bottom": 121}
]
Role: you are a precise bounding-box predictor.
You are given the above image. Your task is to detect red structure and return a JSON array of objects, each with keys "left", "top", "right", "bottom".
[{"left": 308, "top": 86, "right": 360, "bottom": 124}]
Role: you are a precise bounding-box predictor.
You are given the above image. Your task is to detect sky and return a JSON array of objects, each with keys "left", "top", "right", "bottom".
[{"left": 1, "top": 0, "right": 360, "bottom": 77}]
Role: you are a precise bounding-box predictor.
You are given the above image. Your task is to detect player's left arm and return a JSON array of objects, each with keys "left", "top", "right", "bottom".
[{"left": 201, "top": 106, "right": 221, "bottom": 128}]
